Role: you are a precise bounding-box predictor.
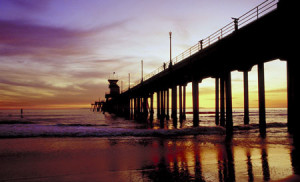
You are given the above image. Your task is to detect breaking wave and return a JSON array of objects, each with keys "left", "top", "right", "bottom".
[
  {"left": 0, "top": 120, "right": 35, "bottom": 125},
  {"left": 56, "top": 123, "right": 109, "bottom": 127},
  {"left": 0, "top": 125, "right": 225, "bottom": 138},
  {"left": 233, "top": 122, "right": 287, "bottom": 130}
]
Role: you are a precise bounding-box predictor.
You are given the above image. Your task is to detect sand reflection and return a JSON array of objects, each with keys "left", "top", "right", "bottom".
[{"left": 0, "top": 135, "right": 297, "bottom": 181}]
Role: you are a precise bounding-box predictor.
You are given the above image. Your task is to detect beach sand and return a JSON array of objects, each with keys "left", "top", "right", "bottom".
[{"left": 0, "top": 129, "right": 299, "bottom": 182}]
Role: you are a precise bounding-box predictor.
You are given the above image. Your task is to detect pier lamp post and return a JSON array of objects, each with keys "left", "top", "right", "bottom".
[
  {"left": 141, "top": 60, "right": 143, "bottom": 83},
  {"left": 128, "top": 73, "right": 130, "bottom": 90},
  {"left": 169, "top": 31, "right": 172, "bottom": 67}
]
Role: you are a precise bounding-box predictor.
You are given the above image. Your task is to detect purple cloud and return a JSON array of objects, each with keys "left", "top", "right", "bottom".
[{"left": 0, "top": 18, "right": 130, "bottom": 57}]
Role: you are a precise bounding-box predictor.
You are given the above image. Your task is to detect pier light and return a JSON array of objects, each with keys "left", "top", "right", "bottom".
[{"left": 169, "top": 31, "right": 172, "bottom": 66}]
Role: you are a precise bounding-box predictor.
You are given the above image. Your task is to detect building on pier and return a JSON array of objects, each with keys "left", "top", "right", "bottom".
[{"left": 105, "top": 78, "right": 120, "bottom": 102}]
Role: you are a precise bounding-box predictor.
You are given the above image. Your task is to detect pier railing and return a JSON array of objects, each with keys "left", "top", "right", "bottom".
[{"left": 124, "top": 0, "right": 278, "bottom": 92}]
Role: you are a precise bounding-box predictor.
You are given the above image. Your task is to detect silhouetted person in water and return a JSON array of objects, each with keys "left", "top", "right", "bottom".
[{"left": 20, "top": 108, "right": 23, "bottom": 118}]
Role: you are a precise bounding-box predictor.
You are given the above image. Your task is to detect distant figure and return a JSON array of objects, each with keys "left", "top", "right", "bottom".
[
  {"left": 163, "top": 62, "right": 166, "bottom": 70},
  {"left": 20, "top": 108, "right": 23, "bottom": 118},
  {"left": 232, "top": 17, "right": 239, "bottom": 31}
]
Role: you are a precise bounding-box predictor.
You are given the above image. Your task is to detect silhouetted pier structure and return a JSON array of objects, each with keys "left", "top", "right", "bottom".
[
  {"left": 102, "top": 0, "right": 297, "bottom": 134},
  {"left": 91, "top": 101, "right": 104, "bottom": 112}
]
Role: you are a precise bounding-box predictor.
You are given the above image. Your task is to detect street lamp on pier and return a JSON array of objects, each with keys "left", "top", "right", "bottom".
[{"left": 169, "top": 31, "right": 172, "bottom": 67}]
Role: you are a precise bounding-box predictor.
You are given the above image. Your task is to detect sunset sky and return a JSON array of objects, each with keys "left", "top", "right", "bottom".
[{"left": 0, "top": 0, "right": 287, "bottom": 109}]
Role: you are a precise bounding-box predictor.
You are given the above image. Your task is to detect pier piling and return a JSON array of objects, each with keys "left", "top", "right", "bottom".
[
  {"left": 215, "top": 78, "right": 219, "bottom": 125},
  {"left": 258, "top": 63, "right": 266, "bottom": 133},
  {"left": 243, "top": 70, "right": 250, "bottom": 125},
  {"left": 225, "top": 71, "right": 233, "bottom": 134},
  {"left": 192, "top": 79, "right": 199, "bottom": 127}
]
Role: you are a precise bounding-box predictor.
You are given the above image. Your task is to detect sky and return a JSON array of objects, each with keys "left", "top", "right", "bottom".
[{"left": 0, "top": 0, "right": 287, "bottom": 109}]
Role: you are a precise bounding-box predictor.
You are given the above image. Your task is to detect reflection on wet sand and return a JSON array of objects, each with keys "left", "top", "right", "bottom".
[
  {"left": 246, "top": 149, "right": 254, "bottom": 182},
  {"left": 291, "top": 138, "right": 300, "bottom": 176},
  {"left": 139, "top": 136, "right": 295, "bottom": 182},
  {"left": 0, "top": 134, "right": 298, "bottom": 181}
]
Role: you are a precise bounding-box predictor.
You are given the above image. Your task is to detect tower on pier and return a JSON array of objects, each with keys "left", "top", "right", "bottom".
[{"left": 105, "top": 73, "right": 120, "bottom": 101}]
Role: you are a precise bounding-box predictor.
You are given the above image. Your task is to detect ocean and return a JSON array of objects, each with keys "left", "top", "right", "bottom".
[
  {"left": 0, "top": 108, "right": 288, "bottom": 137},
  {"left": 0, "top": 108, "right": 299, "bottom": 181}
]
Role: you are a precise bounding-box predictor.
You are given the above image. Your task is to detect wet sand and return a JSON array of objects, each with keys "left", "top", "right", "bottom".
[{"left": 0, "top": 128, "right": 299, "bottom": 182}]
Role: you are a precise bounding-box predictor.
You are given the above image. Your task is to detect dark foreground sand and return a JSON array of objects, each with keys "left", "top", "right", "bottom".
[{"left": 0, "top": 129, "right": 299, "bottom": 182}]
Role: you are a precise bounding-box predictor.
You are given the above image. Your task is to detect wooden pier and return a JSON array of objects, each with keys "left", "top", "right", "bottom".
[{"left": 98, "top": 0, "right": 298, "bottom": 135}]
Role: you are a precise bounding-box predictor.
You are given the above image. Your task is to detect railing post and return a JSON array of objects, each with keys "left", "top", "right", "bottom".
[{"left": 221, "top": 29, "right": 223, "bottom": 38}]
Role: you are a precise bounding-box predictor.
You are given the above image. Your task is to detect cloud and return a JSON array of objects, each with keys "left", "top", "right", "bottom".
[
  {"left": 0, "top": 20, "right": 80, "bottom": 57},
  {"left": 9, "top": 0, "right": 51, "bottom": 12},
  {"left": 0, "top": 18, "right": 130, "bottom": 58}
]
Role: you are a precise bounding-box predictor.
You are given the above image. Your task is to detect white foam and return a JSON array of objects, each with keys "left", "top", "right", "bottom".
[{"left": 0, "top": 124, "right": 225, "bottom": 138}]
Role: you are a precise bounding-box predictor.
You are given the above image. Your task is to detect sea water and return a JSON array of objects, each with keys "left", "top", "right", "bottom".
[
  {"left": 1, "top": 108, "right": 299, "bottom": 182},
  {"left": 0, "top": 108, "right": 287, "bottom": 137}
]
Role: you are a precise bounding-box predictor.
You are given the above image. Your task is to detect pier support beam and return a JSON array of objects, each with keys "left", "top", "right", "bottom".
[
  {"left": 183, "top": 84, "right": 186, "bottom": 120},
  {"left": 179, "top": 85, "right": 183, "bottom": 121},
  {"left": 243, "top": 70, "right": 250, "bottom": 125},
  {"left": 143, "top": 95, "right": 148, "bottom": 118},
  {"left": 138, "top": 97, "right": 141, "bottom": 116},
  {"left": 258, "top": 63, "right": 266, "bottom": 133},
  {"left": 130, "top": 98, "right": 133, "bottom": 119},
  {"left": 166, "top": 89, "right": 170, "bottom": 120},
  {"left": 161, "top": 89, "right": 166, "bottom": 120},
  {"left": 225, "top": 71, "right": 233, "bottom": 134},
  {"left": 215, "top": 77, "right": 220, "bottom": 125},
  {"left": 157, "top": 91, "right": 160, "bottom": 118},
  {"left": 134, "top": 97, "right": 137, "bottom": 119},
  {"left": 150, "top": 93, "right": 154, "bottom": 121},
  {"left": 220, "top": 76, "right": 226, "bottom": 127},
  {"left": 125, "top": 98, "right": 130, "bottom": 119},
  {"left": 287, "top": 59, "right": 297, "bottom": 133},
  {"left": 172, "top": 83, "right": 177, "bottom": 123},
  {"left": 192, "top": 79, "right": 199, "bottom": 127},
  {"left": 160, "top": 89, "right": 165, "bottom": 127}
]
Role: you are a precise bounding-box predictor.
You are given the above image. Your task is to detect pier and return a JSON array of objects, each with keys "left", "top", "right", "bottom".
[{"left": 99, "top": 0, "right": 298, "bottom": 135}]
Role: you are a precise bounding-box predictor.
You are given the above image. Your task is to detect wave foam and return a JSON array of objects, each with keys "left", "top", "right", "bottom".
[{"left": 0, "top": 125, "right": 225, "bottom": 138}]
